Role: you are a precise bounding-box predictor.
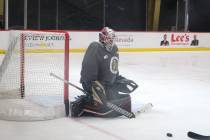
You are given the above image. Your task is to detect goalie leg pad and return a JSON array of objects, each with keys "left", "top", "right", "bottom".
[
  {"left": 111, "top": 95, "right": 132, "bottom": 113},
  {"left": 81, "top": 96, "right": 132, "bottom": 118},
  {"left": 70, "top": 95, "right": 91, "bottom": 117}
]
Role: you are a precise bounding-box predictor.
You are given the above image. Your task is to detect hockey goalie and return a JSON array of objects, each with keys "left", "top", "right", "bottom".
[{"left": 71, "top": 27, "right": 152, "bottom": 118}]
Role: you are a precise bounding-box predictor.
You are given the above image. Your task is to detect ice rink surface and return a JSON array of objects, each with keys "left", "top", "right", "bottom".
[{"left": 0, "top": 51, "right": 210, "bottom": 140}]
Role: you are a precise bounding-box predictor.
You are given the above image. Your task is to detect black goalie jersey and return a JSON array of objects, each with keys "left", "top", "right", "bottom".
[{"left": 80, "top": 41, "right": 119, "bottom": 86}]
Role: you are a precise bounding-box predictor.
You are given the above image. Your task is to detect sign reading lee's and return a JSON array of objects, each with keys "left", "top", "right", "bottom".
[
  {"left": 171, "top": 33, "right": 190, "bottom": 45},
  {"left": 159, "top": 33, "right": 200, "bottom": 46}
]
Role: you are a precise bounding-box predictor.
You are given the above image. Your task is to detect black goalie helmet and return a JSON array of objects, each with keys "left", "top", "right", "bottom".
[{"left": 99, "top": 27, "right": 116, "bottom": 52}]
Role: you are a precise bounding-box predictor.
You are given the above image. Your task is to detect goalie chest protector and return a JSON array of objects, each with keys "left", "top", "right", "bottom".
[{"left": 80, "top": 41, "right": 119, "bottom": 85}]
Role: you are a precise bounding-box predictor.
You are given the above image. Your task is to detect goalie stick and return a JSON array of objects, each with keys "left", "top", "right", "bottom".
[
  {"left": 188, "top": 131, "right": 210, "bottom": 140},
  {"left": 50, "top": 72, "right": 135, "bottom": 118}
]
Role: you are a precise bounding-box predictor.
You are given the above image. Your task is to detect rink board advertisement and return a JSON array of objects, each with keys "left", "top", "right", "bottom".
[
  {"left": 0, "top": 31, "right": 66, "bottom": 53},
  {"left": 69, "top": 31, "right": 210, "bottom": 49},
  {"left": 0, "top": 30, "right": 210, "bottom": 53},
  {"left": 23, "top": 31, "right": 66, "bottom": 52}
]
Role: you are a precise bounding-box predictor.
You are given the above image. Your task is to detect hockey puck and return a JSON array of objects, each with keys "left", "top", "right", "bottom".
[{"left": 166, "top": 133, "right": 173, "bottom": 137}]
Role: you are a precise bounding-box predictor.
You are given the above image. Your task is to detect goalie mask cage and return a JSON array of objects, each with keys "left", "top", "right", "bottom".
[{"left": 0, "top": 30, "right": 69, "bottom": 121}]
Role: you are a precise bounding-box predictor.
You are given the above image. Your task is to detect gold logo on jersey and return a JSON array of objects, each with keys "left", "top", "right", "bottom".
[{"left": 110, "top": 56, "right": 118, "bottom": 74}]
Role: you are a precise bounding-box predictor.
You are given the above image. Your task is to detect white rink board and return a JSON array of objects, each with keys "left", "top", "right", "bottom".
[
  {"left": 0, "top": 31, "right": 210, "bottom": 51},
  {"left": 69, "top": 31, "right": 210, "bottom": 48}
]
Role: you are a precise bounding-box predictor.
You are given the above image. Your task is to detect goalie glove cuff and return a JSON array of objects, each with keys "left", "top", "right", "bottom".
[{"left": 116, "top": 78, "right": 138, "bottom": 93}]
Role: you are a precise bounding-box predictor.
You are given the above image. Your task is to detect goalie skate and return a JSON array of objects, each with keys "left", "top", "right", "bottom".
[{"left": 136, "top": 103, "right": 153, "bottom": 114}]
